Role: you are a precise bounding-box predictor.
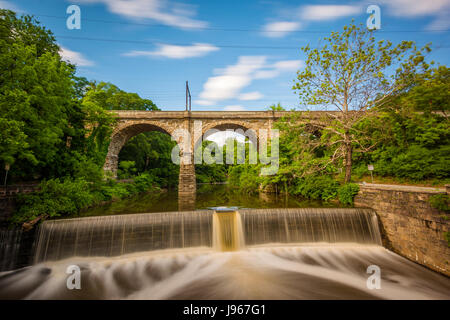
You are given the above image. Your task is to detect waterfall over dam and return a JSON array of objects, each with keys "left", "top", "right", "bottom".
[
  {"left": 1, "top": 207, "right": 449, "bottom": 300},
  {"left": 33, "top": 208, "right": 381, "bottom": 262}
]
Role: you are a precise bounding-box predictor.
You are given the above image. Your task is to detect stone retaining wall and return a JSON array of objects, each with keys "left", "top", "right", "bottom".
[
  {"left": 355, "top": 184, "right": 449, "bottom": 276},
  {"left": 0, "top": 184, "right": 40, "bottom": 226}
]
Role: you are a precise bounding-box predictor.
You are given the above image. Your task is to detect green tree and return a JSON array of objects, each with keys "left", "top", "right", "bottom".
[
  {"left": 0, "top": 10, "right": 79, "bottom": 180},
  {"left": 0, "top": 118, "right": 35, "bottom": 167},
  {"left": 293, "top": 22, "right": 431, "bottom": 182},
  {"left": 83, "top": 81, "right": 158, "bottom": 111}
]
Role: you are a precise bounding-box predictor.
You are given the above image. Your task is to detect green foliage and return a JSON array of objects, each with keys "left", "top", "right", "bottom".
[
  {"left": 83, "top": 82, "right": 158, "bottom": 111},
  {"left": 0, "top": 118, "right": 36, "bottom": 166},
  {"left": 228, "top": 165, "right": 260, "bottom": 194},
  {"left": 13, "top": 178, "right": 94, "bottom": 223},
  {"left": 354, "top": 83, "right": 450, "bottom": 182},
  {"left": 133, "top": 173, "right": 158, "bottom": 193},
  {"left": 12, "top": 174, "right": 159, "bottom": 223},
  {"left": 0, "top": 10, "right": 115, "bottom": 182},
  {"left": 292, "top": 22, "right": 431, "bottom": 183},
  {"left": 338, "top": 183, "right": 360, "bottom": 205},
  {"left": 268, "top": 103, "right": 285, "bottom": 111},
  {"left": 291, "top": 175, "right": 339, "bottom": 201},
  {"left": 118, "top": 131, "right": 179, "bottom": 187},
  {"left": 117, "top": 161, "right": 137, "bottom": 179},
  {"left": 428, "top": 194, "right": 450, "bottom": 212},
  {"left": 444, "top": 232, "right": 450, "bottom": 247},
  {"left": 195, "top": 140, "right": 228, "bottom": 184}
]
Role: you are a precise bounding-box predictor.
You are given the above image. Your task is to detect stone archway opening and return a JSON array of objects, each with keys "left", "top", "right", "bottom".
[
  {"left": 118, "top": 131, "right": 179, "bottom": 187},
  {"left": 193, "top": 123, "right": 259, "bottom": 186},
  {"left": 103, "top": 122, "right": 177, "bottom": 180}
]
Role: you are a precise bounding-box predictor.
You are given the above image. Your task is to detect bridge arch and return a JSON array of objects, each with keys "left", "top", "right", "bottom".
[
  {"left": 103, "top": 120, "right": 177, "bottom": 178},
  {"left": 194, "top": 121, "right": 260, "bottom": 164}
]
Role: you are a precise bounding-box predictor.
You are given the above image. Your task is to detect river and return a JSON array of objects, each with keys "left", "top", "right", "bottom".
[
  {"left": 1, "top": 185, "right": 449, "bottom": 299},
  {"left": 75, "top": 184, "right": 339, "bottom": 218}
]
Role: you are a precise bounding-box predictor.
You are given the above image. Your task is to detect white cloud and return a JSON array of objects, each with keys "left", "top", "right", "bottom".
[
  {"left": 262, "top": 5, "right": 360, "bottom": 38},
  {"left": 425, "top": 13, "right": 450, "bottom": 31},
  {"left": 253, "top": 69, "right": 280, "bottom": 79},
  {"left": 59, "top": 47, "right": 94, "bottom": 67},
  {"left": 223, "top": 105, "right": 246, "bottom": 111},
  {"left": 198, "top": 56, "right": 267, "bottom": 104},
  {"left": 272, "top": 59, "right": 304, "bottom": 71},
  {"left": 262, "top": 21, "right": 302, "bottom": 38},
  {"left": 299, "top": 5, "right": 362, "bottom": 21},
  {"left": 0, "top": 1, "right": 19, "bottom": 11},
  {"left": 206, "top": 131, "right": 246, "bottom": 146},
  {"left": 254, "top": 59, "right": 303, "bottom": 79},
  {"left": 195, "top": 99, "right": 215, "bottom": 106},
  {"left": 76, "top": 0, "right": 207, "bottom": 29},
  {"left": 197, "top": 57, "right": 303, "bottom": 106},
  {"left": 379, "top": 0, "right": 450, "bottom": 17},
  {"left": 239, "top": 91, "right": 264, "bottom": 101},
  {"left": 378, "top": 0, "right": 450, "bottom": 30},
  {"left": 124, "top": 43, "right": 219, "bottom": 59}
]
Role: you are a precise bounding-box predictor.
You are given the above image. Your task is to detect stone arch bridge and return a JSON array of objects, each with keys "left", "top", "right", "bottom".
[{"left": 102, "top": 110, "right": 329, "bottom": 208}]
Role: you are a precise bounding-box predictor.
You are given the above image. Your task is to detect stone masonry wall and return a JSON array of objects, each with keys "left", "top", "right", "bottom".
[
  {"left": 0, "top": 184, "right": 40, "bottom": 226},
  {"left": 355, "top": 184, "right": 450, "bottom": 276}
]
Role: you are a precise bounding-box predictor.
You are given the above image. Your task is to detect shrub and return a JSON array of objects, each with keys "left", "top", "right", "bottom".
[
  {"left": 291, "top": 175, "right": 339, "bottom": 201},
  {"left": 133, "top": 173, "right": 157, "bottom": 192},
  {"left": 13, "top": 173, "right": 159, "bottom": 224},
  {"left": 13, "top": 178, "right": 94, "bottom": 223},
  {"left": 428, "top": 194, "right": 450, "bottom": 212},
  {"left": 228, "top": 165, "right": 260, "bottom": 194},
  {"left": 444, "top": 232, "right": 450, "bottom": 247},
  {"left": 338, "top": 183, "right": 360, "bottom": 205},
  {"left": 117, "top": 160, "right": 137, "bottom": 179}
]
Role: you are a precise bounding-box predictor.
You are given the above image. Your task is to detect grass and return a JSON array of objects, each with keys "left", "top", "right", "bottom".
[{"left": 355, "top": 175, "right": 449, "bottom": 188}]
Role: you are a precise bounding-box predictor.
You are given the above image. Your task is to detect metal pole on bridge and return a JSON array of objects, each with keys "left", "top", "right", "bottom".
[{"left": 186, "top": 81, "right": 188, "bottom": 111}]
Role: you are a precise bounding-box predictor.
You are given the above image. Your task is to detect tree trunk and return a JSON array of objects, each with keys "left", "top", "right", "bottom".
[
  {"left": 344, "top": 142, "right": 352, "bottom": 183},
  {"left": 145, "top": 156, "right": 149, "bottom": 171}
]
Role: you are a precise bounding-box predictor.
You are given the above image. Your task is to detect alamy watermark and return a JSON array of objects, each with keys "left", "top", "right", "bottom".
[
  {"left": 366, "top": 5, "right": 381, "bottom": 30},
  {"left": 66, "top": 5, "right": 81, "bottom": 30},
  {"left": 66, "top": 264, "right": 81, "bottom": 290},
  {"left": 366, "top": 265, "right": 381, "bottom": 289}
]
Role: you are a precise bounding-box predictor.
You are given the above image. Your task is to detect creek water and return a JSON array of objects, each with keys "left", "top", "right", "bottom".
[{"left": 0, "top": 185, "right": 449, "bottom": 299}]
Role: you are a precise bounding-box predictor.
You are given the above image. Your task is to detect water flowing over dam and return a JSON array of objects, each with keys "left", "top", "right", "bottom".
[
  {"left": 34, "top": 210, "right": 214, "bottom": 263},
  {"left": 33, "top": 208, "right": 381, "bottom": 262},
  {"left": 0, "top": 208, "right": 449, "bottom": 299}
]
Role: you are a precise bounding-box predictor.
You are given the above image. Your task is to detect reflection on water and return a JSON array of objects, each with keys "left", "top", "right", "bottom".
[{"left": 75, "top": 184, "right": 338, "bottom": 218}]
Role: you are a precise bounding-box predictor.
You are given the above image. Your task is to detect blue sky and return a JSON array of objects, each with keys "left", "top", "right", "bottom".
[{"left": 2, "top": 0, "right": 450, "bottom": 112}]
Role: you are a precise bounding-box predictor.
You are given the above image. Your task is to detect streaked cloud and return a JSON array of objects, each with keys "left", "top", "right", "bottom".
[
  {"left": 273, "top": 60, "right": 304, "bottom": 71},
  {"left": 196, "top": 56, "right": 303, "bottom": 106},
  {"left": 124, "top": 43, "right": 219, "bottom": 59},
  {"left": 198, "top": 56, "right": 267, "bottom": 105},
  {"left": 223, "top": 105, "right": 246, "bottom": 111},
  {"left": 59, "top": 47, "right": 94, "bottom": 67},
  {"left": 262, "top": 21, "right": 302, "bottom": 38},
  {"left": 299, "top": 5, "right": 362, "bottom": 21},
  {"left": 239, "top": 91, "right": 264, "bottom": 101},
  {"left": 76, "top": 0, "right": 207, "bottom": 29},
  {"left": 379, "top": 0, "right": 450, "bottom": 17},
  {"left": 378, "top": 0, "right": 450, "bottom": 31},
  {"left": 0, "top": 1, "right": 19, "bottom": 11},
  {"left": 261, "top": 5, "right": 360, "bottom": 38}
]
